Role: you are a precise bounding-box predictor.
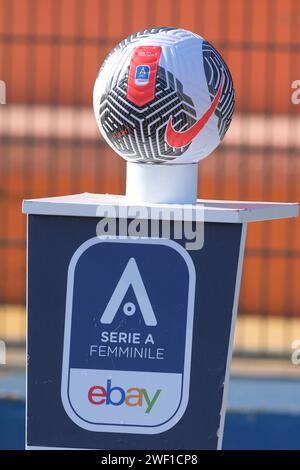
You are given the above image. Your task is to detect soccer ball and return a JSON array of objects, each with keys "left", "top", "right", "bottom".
[{"left": 93, "top": 27, "right": 234, "bottom": 164}]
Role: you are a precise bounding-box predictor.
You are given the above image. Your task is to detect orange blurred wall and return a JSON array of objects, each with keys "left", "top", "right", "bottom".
[
  {"left": 0, "top": 0, "right": 300, "bottom": 316},
  {"left": 1, "top": 0, "right": 299, "bottom": 112}
]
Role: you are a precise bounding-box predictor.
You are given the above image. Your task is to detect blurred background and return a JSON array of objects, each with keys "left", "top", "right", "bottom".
[{"left": 0, "top": 0, "right": 300, "bottom": 449}]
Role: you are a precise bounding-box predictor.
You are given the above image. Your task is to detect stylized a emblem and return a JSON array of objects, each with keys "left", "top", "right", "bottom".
[{"left": 100, "top": 257, "right": 157, "bottom": 326}]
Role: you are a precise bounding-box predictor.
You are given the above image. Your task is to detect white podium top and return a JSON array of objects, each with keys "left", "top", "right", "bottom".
[{"left": 22, "top": 193, "right": 298, "bottom": 224}]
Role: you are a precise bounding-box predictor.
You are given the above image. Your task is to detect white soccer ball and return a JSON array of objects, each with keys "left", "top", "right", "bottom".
[{"left": 93, "top": 27, "right": 234, "bottom": 164}]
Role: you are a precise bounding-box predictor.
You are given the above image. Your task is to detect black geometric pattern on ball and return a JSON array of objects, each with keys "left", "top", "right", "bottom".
[
  {"left": 99, "top": 66, "right": 197, "bottom": 162},
  {"left": 202, "top": 40, "right": 235, "bottom": 140}
]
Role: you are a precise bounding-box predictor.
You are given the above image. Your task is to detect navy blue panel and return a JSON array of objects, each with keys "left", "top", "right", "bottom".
[{"left": 27, "top": 215, "right": 242, "bottom": 449}]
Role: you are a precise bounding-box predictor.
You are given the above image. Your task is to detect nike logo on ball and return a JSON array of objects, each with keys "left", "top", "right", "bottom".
[{"left": 165, "top": 74, "right": 224, "bottom": 148}]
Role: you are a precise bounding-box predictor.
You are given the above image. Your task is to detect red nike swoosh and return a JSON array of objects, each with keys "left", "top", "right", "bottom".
[{"left": 166, "top": 74, "right": 224, "bottom": 148}]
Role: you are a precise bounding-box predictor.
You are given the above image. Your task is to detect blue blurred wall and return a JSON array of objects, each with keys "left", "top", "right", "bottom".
[{"left": 1, "top": 375, "right": 300, "bottom": 450}]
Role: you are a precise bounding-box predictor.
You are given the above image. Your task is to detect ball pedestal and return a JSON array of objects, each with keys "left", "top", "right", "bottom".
[
  {"left": 126, "top": 162, "right": 198, "bottom": 204},
  {"left": 23, "top": 171, "right": 298, "bottom": 449}
]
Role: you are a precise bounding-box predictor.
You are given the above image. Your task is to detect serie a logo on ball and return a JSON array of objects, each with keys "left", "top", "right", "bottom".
[{"left": 94, "top": 27, "right": 234, "bottom": 164}]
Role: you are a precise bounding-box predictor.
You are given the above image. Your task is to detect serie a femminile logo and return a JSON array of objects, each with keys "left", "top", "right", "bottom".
[{"left": 61, "top": 237, "right": 196, "bottom": 435}]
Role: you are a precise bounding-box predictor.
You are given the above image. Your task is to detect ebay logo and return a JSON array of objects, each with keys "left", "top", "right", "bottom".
[{"left": 88, "top": 379, "right": 161, "bottom": 414}]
